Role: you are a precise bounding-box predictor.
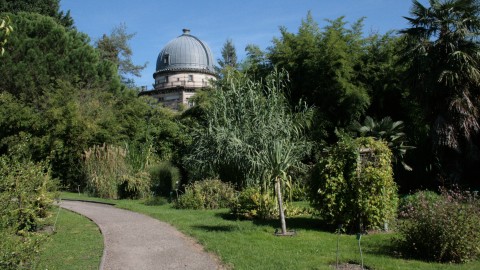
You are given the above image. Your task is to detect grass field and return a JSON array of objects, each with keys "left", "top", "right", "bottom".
[
  {"left": 36, "top": 204, "right": 103, "bottom": 270},
  {"left": 58, "top": 192, "right": 480, "bottom": 270}
]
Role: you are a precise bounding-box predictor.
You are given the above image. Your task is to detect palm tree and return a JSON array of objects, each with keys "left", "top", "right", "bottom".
[
  {"left": 401, "top": 0, "right": 480, "bottom": 184},
  {"left": 351, "top": 116, "right": 414, "bottom": 170}
]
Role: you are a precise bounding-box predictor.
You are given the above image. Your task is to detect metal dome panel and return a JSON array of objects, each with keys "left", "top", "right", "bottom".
[{"left": 155, "top": 29, "right": 215, "bottom": 74}]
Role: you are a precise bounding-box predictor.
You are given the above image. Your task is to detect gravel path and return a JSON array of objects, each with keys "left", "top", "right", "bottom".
[{"left": 60, "top": 200, "right": 224, "bottom": 270}]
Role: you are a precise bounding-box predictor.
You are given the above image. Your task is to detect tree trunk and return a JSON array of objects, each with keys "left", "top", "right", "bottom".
[{"left": 275, "top": 178, "right": 287, "bottom": 235}]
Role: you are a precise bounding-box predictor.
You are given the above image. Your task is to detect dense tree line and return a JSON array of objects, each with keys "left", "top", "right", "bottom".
[
  {"left": 217, "top": 2, "right": 480, "bottom": 190},
  {"left": 1, "top": 0, "right": 479, "bottom": 266}
]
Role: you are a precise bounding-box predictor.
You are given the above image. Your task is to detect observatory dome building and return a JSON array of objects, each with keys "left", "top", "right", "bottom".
[{"left": 143, "top": 29, "right": 216, "bottom": 109}]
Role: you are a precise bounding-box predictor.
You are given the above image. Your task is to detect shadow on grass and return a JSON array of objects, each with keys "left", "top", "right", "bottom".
[
  {"left": 191, "top": 225, "right": 236, "bottom": 232},
  {"left": 362, "top": 235, "right": 399, "bottom": 258},
  {"left": 215, "top": 212, "right": 336, "bottom": 232}
]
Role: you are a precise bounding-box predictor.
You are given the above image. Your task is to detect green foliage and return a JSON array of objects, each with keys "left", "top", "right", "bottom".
[
  {"left": 95, "top": 23, "right": 147, "bottom": 85},
  {"left": 230, "top": 186, "right": 278, "bottom": 219},
  {"left": 0, "top": 13, "right": 162, "bottom": 188},
  {"left": 269, "top": 13, "right": 370, "bottom": 133},
  {"left": 148, "top": 161, "right": 180, "bottom": 197},
  {"left": 185, "top": 70, "right": 311, "bottom": 188},
  {"left": 0, "top": 12, "right": 120, "bottom": 99},
  {"left": 174, "top": 179, "right": 236, "bottom": 210},
  {"left": 397, "top": 189, "right": 480, "bottom": 263},
  {"left": 309, "top": 136, "right": 398, "bottom": 231},
  {"left": 351, "top": 116, "right": 414, "bottom": 170},
  {"left": 401, "top": 0, "right": 480, "bottom": 184},
  {"left": 0, "top": 230, "right": 45, "bottom": 270},
  {"left": 83, "top": 144, "right": 128, "bottom": 199},
  {"left": 360, "top": 33, "right": 407, "bottom": 120},
  {"left": 0, "top": 152, "right": 56, "bottom": 234},
  {"left": 0, "top": 14, "right": 12, "bottom": 55},
  {"left": 398, "top": 190, "right": 440, "bottom": 213},
  {"left": 241, "top": 44, "right": 270, "bottom": 79},
  {"left": 0, "top": 0, "right": 74, "bottom": 28},
  {"left": 83, "top": 144, "right": 151, "bottom": 199},
  {"left": 0, "top": 150, "right": 55, "bottom": 269},
  {"left": 218, "top": 38, "right": 237, "bottom": 69}
]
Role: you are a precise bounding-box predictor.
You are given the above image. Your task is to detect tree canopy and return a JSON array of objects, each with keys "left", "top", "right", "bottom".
[
  {"left": 0, "top": 0, "right": 73, "bottom": 28},
  {"left": 401, "top": 0, "right": 480, "bottom": 185},
  {"left": 95, "top": 23, "right": 147, "bottom": 86}
]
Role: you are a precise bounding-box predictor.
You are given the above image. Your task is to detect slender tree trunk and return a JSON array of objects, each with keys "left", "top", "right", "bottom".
[{"left": 275, "top": 177, "right": 287, "bottom": 235}]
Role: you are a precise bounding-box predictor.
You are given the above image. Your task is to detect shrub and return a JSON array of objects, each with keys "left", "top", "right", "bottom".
[
  {"left": 148, "top": 161, "right": 180, "bottom": 197},
  {"left": 174, "top": 179, "right": 236, "bottom": 209},
  {"left": 0, "top": 152, "right": 54, "bottom": 269},
  {"left": 0, "top": 230, "right": 45, "bottom": 270},
  {"left": 0, "top": 155, "right": 55, "bottom": 234},
  {"left": 230, "top": 186, "right": 278, "bottom": 219},
  {"left": 309, "top": 137, "right": 398, "bottom": 232},
  {"left": 396, "top": 189, "right": 480, "bottom": 263},
  {"left": 398, "top": 190, "right": 440, "bottom": 213},
  {"left": 285, "top": 176, "right": 309, "bottom": 202},
  {"left": 230, "top": 185, "right": 307, "bottom": 219},
  {"left": 117, "top": 171, "right": 151, "bottom": 199}
]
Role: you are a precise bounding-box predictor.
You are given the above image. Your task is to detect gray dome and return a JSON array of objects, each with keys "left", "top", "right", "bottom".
[{"left": 155, "top": 29, "right": 215, "bottom": 75}]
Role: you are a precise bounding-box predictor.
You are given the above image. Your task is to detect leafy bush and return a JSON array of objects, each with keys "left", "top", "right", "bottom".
[
  {"left": 230, "top": 185, "right": 309, "bottom": 220},
  {"left": 117, "top": 171, "right": 151, "bottom": 199},
  {"left": 396, "top": 189, "right": 480, "bottom": 263},
  {"left": 0, "top": 152, "right": 55, "bottom": 269},
  {"left": 284, "top": 176, "right": 309, "bottom": 202},
  {"left": 0, "top": 230, "right": 45, "bottom": 270},
  {"left": 0, "top": 155, "right": 55, "bottom": 233},
  {"left": 230, "top": 186, "right": 279, "bottom": 219},
  {"left": 174, "top": 179, "right": 236, "bottom": 209},
  {"left": 148, "top": 161, "right": 180, "bottom": 197},
  {"left": 309, "top": 137, "right": 398, "bottom": 232},
  {"left": 398, "top": 190, "right": 440, "bottom": 213}
]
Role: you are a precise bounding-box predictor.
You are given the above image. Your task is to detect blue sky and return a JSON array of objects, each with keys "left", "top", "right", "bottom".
[{"left": 60, "top": 0, "right": 427, "bottom": 88}]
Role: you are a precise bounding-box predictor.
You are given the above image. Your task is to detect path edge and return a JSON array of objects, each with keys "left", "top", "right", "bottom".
[{"left": 59, "top": 199, "right": 109, "bottom": 270}]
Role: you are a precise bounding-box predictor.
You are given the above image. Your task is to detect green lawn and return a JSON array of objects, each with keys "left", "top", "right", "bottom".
[
  {"left": 36, "top": 204, "right": 103, "bottom": 270},
  {"left": 59, "top": 192, "right": 480, "bottom": 270}
]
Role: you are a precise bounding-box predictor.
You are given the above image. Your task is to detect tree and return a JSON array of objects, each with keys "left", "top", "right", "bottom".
[
  {"left": 401, "top": 0, "right": 480, "bottom": 185},
  {"left": 95, "top": 23, "right": 147, "bottom": 86},
  {"left": 359, "top": 33, "right": 407, "bottom": 121},
  {"left": 269, "top": 13, "right": 370, "bottom": 140},
  {"left": 0, "top": 0, "right": 74, "bottom": 28},
  {"left": 0, "top": 13, "right": 121, "bottom": 100},
  {"left": 217, "top": 38, "right": 237, "bottom": 70},
  {"left": 185, "top": 70, "right": 311, "bottom": 234},
  {"left": 241, "top": 44, "right": 271, "bottom": 79}
]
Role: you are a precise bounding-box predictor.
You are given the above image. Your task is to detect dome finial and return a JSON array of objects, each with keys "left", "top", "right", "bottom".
[{"left": 182, "top": 28, "right": 190, "bottom": 35}]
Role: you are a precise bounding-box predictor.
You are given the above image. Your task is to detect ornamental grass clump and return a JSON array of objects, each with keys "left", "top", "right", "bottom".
[
  {"left": 83, "top": 144, "right": 151, "bottom": 199},
  {"left": 396, "top": 189, "right": 480, "bottom": 263}
]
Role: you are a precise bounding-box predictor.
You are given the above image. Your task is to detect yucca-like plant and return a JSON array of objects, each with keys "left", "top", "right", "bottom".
[{"left": 185, "top": 69, "right": 311, "bottom": 234}]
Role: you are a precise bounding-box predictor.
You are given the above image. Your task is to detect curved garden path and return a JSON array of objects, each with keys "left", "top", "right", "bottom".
[{"left": 60, "top": 200, "right": 224, "bottom": 270}]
